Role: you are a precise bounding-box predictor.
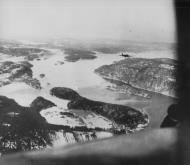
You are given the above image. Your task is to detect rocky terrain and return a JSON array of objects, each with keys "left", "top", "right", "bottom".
[
  {"left": 0, "top": 90, "right": 148, "bottom": 155},
  {"left": 0, "top": 95, "right": 50, "bottom": 155},
  {"left": 0, "top": 46, "right": 50, "bottom": 61},
  {"left": 95, "top": 58, "right": 176, "bottom": 98},
  {"left": 0, "top": 96, "right": 113, "bottom": 155},
  {"left": 0, "top": 61, "right": 41, "bottom": 89},
  {"left": 63, "top": 48, "right": 97, "bottom": 62},
  {"left": 50, "top": 87, "right": 148, "bottom": 131}
]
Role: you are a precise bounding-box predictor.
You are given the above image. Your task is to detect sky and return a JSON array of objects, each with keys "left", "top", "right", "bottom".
[{"left": 0, "top": 0, "right": 176, "bottom": 43}]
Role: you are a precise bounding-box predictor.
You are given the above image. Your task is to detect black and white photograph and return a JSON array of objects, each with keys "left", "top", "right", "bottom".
[{"left": 0, "top": 0, "right": 190, "bottom": 164}]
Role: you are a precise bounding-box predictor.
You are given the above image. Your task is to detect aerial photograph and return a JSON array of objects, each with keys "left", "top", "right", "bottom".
[{"left": 0, "top": 0, "right": 178, "bottom": 164}]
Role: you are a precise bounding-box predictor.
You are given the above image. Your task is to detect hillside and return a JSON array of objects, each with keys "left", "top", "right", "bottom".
[{"left": 95, "top": 58, "right": 177, "bottom": 98}]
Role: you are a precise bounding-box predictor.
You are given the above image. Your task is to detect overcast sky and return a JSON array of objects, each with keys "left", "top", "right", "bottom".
[{"left": 0, "top": 0, "right": 176, "bottom": 43}]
